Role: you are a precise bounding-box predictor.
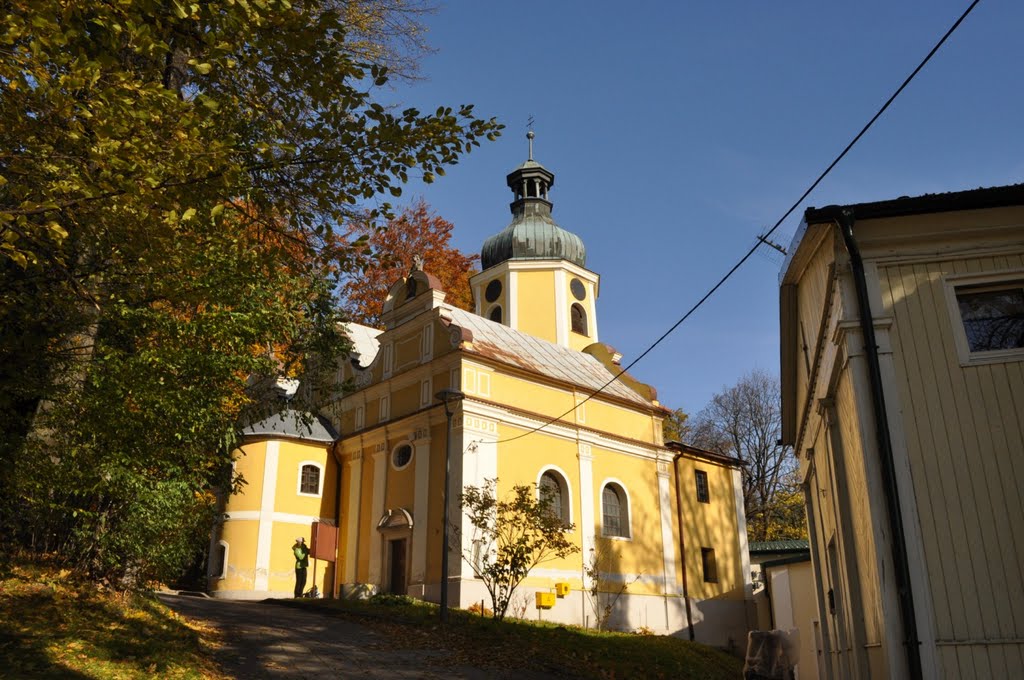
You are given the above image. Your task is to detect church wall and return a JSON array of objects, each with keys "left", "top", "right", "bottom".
[
  {"left": 487, "top": 371, "right": 575, "bottom": 422},
  {"left": 211, "top": 437, "right": 335, "bottom": 599},
  {"left": 586, "top": 400, "right": 656, "bottom": 442},
  {"left": 229, "top": 441, "right": 266, "bottom": 512},
  {"left": 673, "top": 455, "right": 743, "bottom": 603}
]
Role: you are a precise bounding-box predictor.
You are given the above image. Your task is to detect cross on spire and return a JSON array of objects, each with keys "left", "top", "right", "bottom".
[{"left": 526, "top": 115, "right": 535, "bottom": 160}]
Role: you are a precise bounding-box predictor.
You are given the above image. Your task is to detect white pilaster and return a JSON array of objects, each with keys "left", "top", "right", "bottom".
[
  {"left": 458, "top": 412, "right": 498, "bottom": 581},
  {"left": 657, "top": 463, "right": 677, "bottom": 594},
  {"left": 555, "top": 268, "right": 568, "bottom": 347},
  {"left": 343, "top": 454, "right": 363, "bottom": 583},
  {"left": 508, "top": 270, "right": 519, "bottom": 330},
  {"left": 732, "top": 467, "right": 753, "bottom": 599},
  {"left": 254, "top": 441, "right": 280, "bottom": 592},
  {"left": 578, "top": 443, "right": 595, "bottom": 587},
  {"left": 411, "top": 434, "right": 432, "bottom": 584},
  {"left": 367, "top": 448, "right": 387, "bottom": 585}
]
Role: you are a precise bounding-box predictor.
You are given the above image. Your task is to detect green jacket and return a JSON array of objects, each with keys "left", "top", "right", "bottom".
[{"left": 294, "top": 544, "right": 309, "bottom": 569}]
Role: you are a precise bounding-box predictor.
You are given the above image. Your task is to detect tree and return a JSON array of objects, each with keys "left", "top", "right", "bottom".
[
  {"left": 341, "top": 199, "right": 478, "bottom": 326},
  {"left": 0, "top": 0, "right": 501, "bottom": 584},
  {"left": 661, "top": 407, "right": 691, "bottom": 443},
  {"left": 459, "top": 480, "right": 579, "bottom": 620},
  {"left": 690, "top": 370, "right": 806, "bottom": 542}
]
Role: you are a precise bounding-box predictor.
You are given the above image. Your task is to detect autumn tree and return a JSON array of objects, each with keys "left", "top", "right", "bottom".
[
  {"left": 341, "top": 199, "right": 478, "bottom": 326},
  {"left": 690, "top": 370, "right": 806, "bottom": 542},
  {"left": 662, "top": 407, "right": 691, "bottom": 443},
  {"left": 459, "top": 480, "right": 578, "bottom": 620},
  {"left": 0, "top": 0, "right": 500, "bottom": 584}
]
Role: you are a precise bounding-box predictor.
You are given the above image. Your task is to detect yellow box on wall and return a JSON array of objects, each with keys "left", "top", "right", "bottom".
[
  {"left": 536, "top": 592, "right": 555, "bottom": 609},
  {"left": 555, "top": 582, "right": 570, "bottom": 598}
]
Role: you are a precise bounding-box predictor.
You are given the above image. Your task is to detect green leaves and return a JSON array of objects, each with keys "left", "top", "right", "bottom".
[
  {"left": 460, "top": 480, "right": 580, "bottom": 620},
  {"left": 1, "top": 0, "right": 500, "bottom": 587}
]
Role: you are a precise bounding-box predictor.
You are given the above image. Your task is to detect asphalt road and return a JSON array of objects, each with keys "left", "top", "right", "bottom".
[{"left": 157, "top": 593, "right": 561, "bottom": 679}]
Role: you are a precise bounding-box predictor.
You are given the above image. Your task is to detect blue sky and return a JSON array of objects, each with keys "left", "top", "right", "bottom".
[{"left": 385, "top": 0, "right": 1023, "bottom": 416}]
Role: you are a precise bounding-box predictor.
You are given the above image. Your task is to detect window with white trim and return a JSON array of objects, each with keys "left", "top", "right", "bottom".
[
  {"left": 601, "top": 482, "right": 630, "bottom": 538},
  {"left": 695, "top": 470, "right": 710, "bottom": 504},
  {"left": 955, "top": 282, "right": 1024, "bottom": 352},
  {"left": 946, "top": 274, "right": 1024, "bottom": 364},
  {"left": 391, "top": 442, "right": 413, "bottom": 471},
  {"left": 538, "top": 470, "right": 571, "bottom": 525},
  {"left": 570, "top": 303, "right": 588, "bottom": 336},
  {"left": 298, "top": 462, "right": 322, "bottom": 496}
]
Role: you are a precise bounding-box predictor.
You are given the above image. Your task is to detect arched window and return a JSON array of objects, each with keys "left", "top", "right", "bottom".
[
  {"left": 298, "top": 462, "right": 322, "bottom": 496},
  {"left": 571, "top": 303, "right": 588, "bottom": 336},
  {"left": 488, "top": 305, "right": 503, "bottom": 324},
  {"left": 536, "top": 467, "right": 572, "bottom": 525},
  {"left": 601, "top": 482, "right": 630, "bottom": 538}
]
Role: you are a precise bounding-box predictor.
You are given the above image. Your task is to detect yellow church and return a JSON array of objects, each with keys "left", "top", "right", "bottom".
[{"left": 209, "top": 137, "right": 753, "bottom": 645}]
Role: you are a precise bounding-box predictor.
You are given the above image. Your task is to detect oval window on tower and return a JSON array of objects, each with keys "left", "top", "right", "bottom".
[
  {"left": 485, "top": 279, "right": 502, "bottom": 303},
  {"left": 570, "top": 278, "right": 586, "bottom": 301}
]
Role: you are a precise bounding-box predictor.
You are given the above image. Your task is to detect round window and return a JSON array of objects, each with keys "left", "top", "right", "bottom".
[
  {"left": 392, "top": 444, "right": 413, "bottom": 469},
  {"left": 570, "top": 278, "right": 586, "bottom": 301},
  {"left": 485, "top": 279, "right": 502, "bottom": 303}
]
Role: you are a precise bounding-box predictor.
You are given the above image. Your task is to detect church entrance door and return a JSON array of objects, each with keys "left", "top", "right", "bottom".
[{"left": 388, "top": 539, "right": 407, "bottom": 595}]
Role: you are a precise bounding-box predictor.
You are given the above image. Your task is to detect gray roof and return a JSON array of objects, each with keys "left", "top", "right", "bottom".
[
  {"left": 447, "top": 308, "right": 653, "bottom": 407},
  {"left": 241, "top": 409, "right": 337, "bottom": 443}
]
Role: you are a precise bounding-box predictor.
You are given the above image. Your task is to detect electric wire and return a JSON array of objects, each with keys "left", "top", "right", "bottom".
[{"left": 479, "top": 0, "right": 982, "bottom": 445}]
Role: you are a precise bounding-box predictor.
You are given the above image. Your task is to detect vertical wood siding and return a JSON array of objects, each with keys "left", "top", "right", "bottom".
[{"left": 878, "top": 253, "right": 1024, "bottom": 678}]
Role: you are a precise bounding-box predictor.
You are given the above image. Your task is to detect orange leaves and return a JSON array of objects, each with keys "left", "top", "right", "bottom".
[{"left": 341, "top": 199, "right": 478, "bottom": 326}]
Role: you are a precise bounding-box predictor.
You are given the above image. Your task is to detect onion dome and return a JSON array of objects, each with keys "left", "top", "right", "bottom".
[{"left": 481, "top": 132, "right": 586, "bottom": 270}]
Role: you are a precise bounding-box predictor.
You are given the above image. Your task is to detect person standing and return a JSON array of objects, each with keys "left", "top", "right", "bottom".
[{"left": 293, "top": 537, "right": 310, "bottom": 598}]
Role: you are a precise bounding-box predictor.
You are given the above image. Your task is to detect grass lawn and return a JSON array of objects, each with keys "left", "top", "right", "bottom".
[
  {"left": 286, "top": 595, "right": 743, "bottom": 680},
  {"left": 0, "top": 560, "right": 226, "bottom": 679},
  {"left": 1, "top": 560, "right": 742, "bottom": 679}
]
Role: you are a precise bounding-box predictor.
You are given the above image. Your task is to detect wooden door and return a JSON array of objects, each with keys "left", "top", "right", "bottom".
[{"left": 389, "top": 539, "right": 407, "bottom": 595}]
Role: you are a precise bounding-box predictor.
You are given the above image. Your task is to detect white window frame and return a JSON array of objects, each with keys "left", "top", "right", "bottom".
[
  {"left": 390, "top": 440, "right": 414, "bottom": 472},
  {"left": 536, "top": 465, "right": 574, "bottom": 525},
  {"left": 297, "top": 461, "right": 324, "bottom": 497},
  {"left": 943, "top": 269, "right": 1024, "bottom": 366},
  {"left": 599, "top": 478, "right": 632, "bottom": 540}
]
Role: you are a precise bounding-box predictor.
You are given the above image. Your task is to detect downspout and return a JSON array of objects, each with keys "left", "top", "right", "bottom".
[
  {"left": 672, "top": 452, "right": 695, "bottom": 641},
  {"left": 827, "top": 207, "right": 922, "bottom": 680}
]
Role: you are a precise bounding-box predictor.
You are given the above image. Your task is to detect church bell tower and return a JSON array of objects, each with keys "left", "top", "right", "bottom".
[{"left": 471, "top": 132, "right": 600, "bottom": 350}]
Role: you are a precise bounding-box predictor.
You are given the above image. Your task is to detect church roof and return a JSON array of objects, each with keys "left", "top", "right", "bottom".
[
  {"left": 447, "top": 307, "right": 654, "bottom": 407},
  {"left": 241, "top": 409, "right": 337, "bottom": 443}
]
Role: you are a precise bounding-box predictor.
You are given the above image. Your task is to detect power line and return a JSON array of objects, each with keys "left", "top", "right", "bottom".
[{"left": 485, "top": 0, "right": 982, "bottom": 445}]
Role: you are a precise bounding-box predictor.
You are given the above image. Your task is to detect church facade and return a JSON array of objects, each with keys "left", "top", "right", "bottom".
[{"left": 211, "top": 139, "right": 753, "bottom": 645}]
